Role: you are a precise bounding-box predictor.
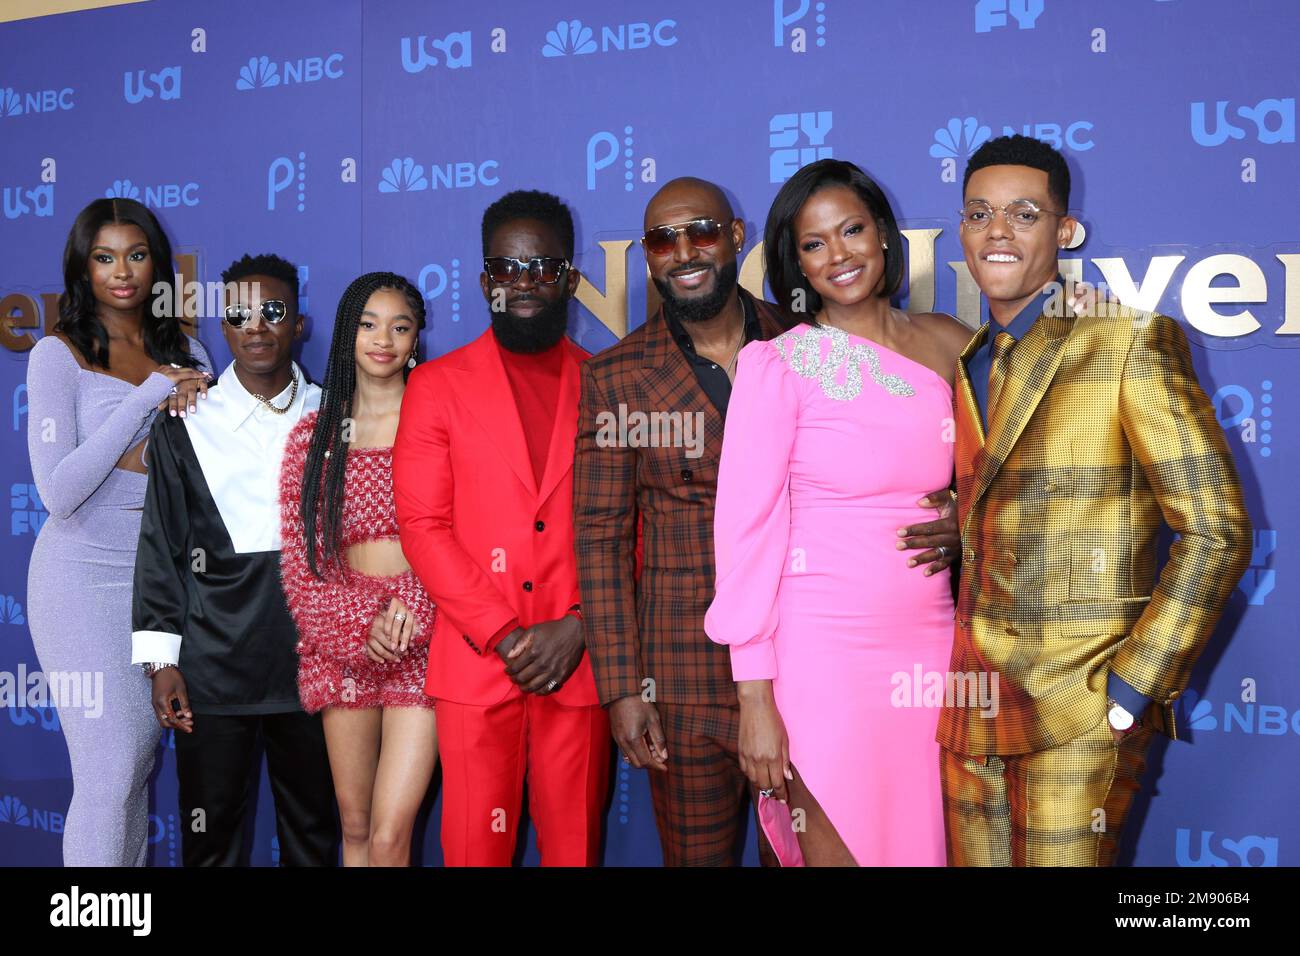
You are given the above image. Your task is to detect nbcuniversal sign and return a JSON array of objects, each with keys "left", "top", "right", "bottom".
[{"left": 1, "top": 238, "right": 1297, "bottom": 349}]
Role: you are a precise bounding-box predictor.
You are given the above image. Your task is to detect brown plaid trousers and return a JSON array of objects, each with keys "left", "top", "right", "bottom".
[
  {"left": 937, "top": 295, "right": 1252, "bottom": 865},
  {"left": 574, "top": 289, "right": 785, "bottom": 865}
]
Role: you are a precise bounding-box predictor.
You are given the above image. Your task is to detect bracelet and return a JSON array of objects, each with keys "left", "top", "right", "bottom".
[{"left": 141, "top": 662, "right": 176, "bottom": 678}]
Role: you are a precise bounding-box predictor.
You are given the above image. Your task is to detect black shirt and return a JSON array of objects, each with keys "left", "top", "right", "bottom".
[{"left": 662, "top": 291, "right": 761, "bottom": 419}]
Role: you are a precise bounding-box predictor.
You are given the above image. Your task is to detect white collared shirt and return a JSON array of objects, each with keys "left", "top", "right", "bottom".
[{"left": 184, "top": 360, "right": 321, "bottom": 554}]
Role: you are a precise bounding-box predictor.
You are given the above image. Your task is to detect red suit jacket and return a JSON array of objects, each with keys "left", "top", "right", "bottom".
[{"left": 393, "top": 329, "right": 598, "bottom": 708}]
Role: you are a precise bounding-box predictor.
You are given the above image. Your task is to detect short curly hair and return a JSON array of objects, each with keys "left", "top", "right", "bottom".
[
  {"left": 221, "top": 253, "right": 300, "bottom": 307},
  {"left": 963, "top": 134, "right": 1071, "bottom": 211},
  {"left": 481, "top": 189, "right": 575, "bottom": 258}
]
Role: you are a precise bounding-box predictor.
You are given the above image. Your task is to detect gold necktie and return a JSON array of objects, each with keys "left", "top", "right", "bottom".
[{"left": 987, "top": 330, "right": 1016, "bottom": 421}]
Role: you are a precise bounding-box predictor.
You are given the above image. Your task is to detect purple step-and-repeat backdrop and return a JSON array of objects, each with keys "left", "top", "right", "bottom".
[{"left": 0, "top": 0, "right": 1295, "bottom": 866}]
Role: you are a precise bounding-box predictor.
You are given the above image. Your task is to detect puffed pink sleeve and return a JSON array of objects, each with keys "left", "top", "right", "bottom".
[{"left": 704, "top": 337, "right": 800, "bottom": 681}]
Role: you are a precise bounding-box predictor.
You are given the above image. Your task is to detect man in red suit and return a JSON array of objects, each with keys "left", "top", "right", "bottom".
[{"left": 393, "top": 190, "right": 608, "bottom": 866}]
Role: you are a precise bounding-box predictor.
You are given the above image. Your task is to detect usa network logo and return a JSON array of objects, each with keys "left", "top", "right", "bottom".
[
  {"left": 235, "top": 53, "right": 343, "bottom": 91},
  {"left": 1179, "top": 688, "right": 1300, "bottom": 736},
  {"left": 123, "top": 66, "right": 181, "bottom": 104},
  {"left": 0, "top": 85, "right": 75, "bottom": 117},
  {"left": 541, "top": 18, "right": 677, "bottom": 57},
  {"left": 1175, "top": 829, "right": 1278, "bottom": 867},
  {"left": 1191, "top": 97, "right": 1294, "bottom": 147}
]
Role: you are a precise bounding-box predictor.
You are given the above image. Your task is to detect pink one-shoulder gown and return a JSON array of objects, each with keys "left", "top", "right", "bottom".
[{"left": 705, "top": 322, "right": 953, "bottom": 866}]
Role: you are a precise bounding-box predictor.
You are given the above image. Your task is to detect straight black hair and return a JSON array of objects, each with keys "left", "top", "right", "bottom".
[
  {"left": 56, "top": 197, "right": 198, "bottom": 370},
  {"left": 764, "top": 159, "right": 904, "bottom": 322}
]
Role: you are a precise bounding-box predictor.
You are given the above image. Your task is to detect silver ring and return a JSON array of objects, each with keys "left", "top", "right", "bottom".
[
  {"left": 394, "top": 612, "right": 406, "bottom": 623},
  {"left": 546, "top": 679, "right": 559, "bottom": 692},
  {"left": 759, "top": 788, "right": 774, "bottom": 798},
  {"left": 169, "top": 362, "right": 182, "bottom": 369},
  {"left": 937, "top": 545, "right": 949, "bottom": 558}
]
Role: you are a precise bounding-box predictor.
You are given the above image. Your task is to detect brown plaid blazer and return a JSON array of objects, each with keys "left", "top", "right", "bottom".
[
  {"left": 574, "top": 289, "right": 787, "bottom": 707},
  {"left": 937, "top": 296, "right": 1252, "bottom": 755}
]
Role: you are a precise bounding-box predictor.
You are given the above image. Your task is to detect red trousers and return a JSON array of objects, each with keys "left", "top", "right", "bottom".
[{"left": 437, "top": 691, "right": 610, "bottom": 866}]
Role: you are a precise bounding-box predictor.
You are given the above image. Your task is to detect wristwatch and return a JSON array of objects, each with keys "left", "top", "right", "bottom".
[
  {"left": 141, "top": 662, "right": 176, "bottom": 678},
  {"left": 1107, "top": 697, "right": 1137, "bottom": 734}
]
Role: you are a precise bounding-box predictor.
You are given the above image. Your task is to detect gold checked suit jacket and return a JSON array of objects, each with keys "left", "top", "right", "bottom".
[{"left": 937, "top": 295, "right": 1252, "bottom": 756}]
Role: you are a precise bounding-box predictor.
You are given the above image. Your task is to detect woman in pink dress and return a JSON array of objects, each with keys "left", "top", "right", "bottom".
[{"left": 705, "top": 160, "right": 972, "bottom": 866}]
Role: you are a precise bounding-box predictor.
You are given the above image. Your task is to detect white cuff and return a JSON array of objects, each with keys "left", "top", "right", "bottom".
[{"left": 131, "top": 630, "right": 181, "bottom": 666}]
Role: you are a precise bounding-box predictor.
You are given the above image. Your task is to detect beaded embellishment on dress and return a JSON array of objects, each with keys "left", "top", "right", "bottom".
[{"left": 772, "top": 324, "right": 915, "bottom": 401}]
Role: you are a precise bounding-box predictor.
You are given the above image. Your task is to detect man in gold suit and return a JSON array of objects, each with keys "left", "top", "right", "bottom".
[{"left": 938, "top": 135, "right": 1252, "bottom": 866}]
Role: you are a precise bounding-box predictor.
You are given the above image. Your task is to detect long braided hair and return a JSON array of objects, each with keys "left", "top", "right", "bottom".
[{"left": 301, "top": 271, "right": 427, "bottom": 578}]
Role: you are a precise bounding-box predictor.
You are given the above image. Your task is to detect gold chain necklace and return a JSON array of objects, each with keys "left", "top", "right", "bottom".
[{"left": 252, "top": 368, "right": 298, "bottom": 415}]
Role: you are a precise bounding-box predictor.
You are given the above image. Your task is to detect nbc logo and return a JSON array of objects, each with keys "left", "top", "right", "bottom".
[
  {"left": 0, "top": 794, "right": 31, "bottom": 826},
  {"left": 543, "top": 20, "right": 597, "bottom": 56},
  {"left": 1, "top": 88, "right": 21, "bottom": 117},
  {"left": 235, "top": 53, "right": 343, "bottom": 91},
  {"left": 1, "top": 595, "right": 25, "bottom": 626},
  {"left": 930, "top": 117, "right": 992, "bottom": 182},
  {"left": 237, "top": 56, "right": 280, "bottom": 89},
  {"left": 380, "top": 158, "right": 427, "bottom": 193}
]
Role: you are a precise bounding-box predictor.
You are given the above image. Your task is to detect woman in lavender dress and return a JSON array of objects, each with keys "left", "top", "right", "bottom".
[{"left": 26, "top": 198, "right": 211, "bottom": 866}]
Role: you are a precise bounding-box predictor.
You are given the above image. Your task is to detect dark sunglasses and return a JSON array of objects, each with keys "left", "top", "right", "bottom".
[
  {"left": 483, "top": 256, "right": 570, "bottom": 286},
  {"left": 641, "top": 218, "right": 728, "bottom": 256},
  {"left": 223, "top": 299, "right": 289, "bottom": 327}
]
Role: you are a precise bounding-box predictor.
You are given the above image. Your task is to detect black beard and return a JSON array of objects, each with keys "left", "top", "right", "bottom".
[
  {"left": 653, "top": 259, "right": 739, "bottom": 325},
  {"left": 489, "top": 295, "right": 570, "bottom": 353}
]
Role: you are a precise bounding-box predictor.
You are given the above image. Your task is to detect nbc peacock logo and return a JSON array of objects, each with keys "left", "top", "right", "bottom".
[
  {"left": 378, "top": 158, "right": 428, "bottom": 193},
  {"left": 542, "top": 19, "right": 598, "bottom": 57},
  {"left": 236, "top": 55, "right": 280, "bottom": 90},
  {"left": 930, "top": 117, "right": 992, "bottom": 160},
  {"left": 0, "top": 88, "right": 21, "bottom": 117},
  {"left": 105, "top": 179, "right": 141, "bottom": 200},
  {"left": 1, "top": 594, "right": 24, "bottom": 626},
  {"left": 0, "top": 795, "right": 32, "bottom": 827}
]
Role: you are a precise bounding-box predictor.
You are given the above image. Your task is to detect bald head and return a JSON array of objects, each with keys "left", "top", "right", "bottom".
[{"left": 644, "top": 177, "right": 734, "bottom": 231}]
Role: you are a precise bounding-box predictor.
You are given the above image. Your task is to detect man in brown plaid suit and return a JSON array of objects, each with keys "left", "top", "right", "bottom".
[
  {"left": 938, "top": 136, "right": 1253, "bottom": 866},
  {"left": 574, "top": 177, "right": 962, "bottom": 865}
]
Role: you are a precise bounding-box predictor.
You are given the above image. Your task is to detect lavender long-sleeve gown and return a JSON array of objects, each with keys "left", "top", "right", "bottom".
[
  {"left": 26, "top": 333, "right": 210, "bottom": 866},
  {"left": 705, "top": 323, "right": 952, "bottom": 866}
]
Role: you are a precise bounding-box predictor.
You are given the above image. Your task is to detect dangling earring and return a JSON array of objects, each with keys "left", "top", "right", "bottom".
[{"left": 407, "top": 348, "right": 417, "bottom": 369}]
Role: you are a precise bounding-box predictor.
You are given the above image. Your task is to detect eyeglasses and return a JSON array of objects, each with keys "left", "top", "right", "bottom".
[
  {"left": 960, "top": 199, "right": 1065, "bottom": 232},
  {"left": 641, "top": 218, "right": 728, "bottom": 256},
  {"left": 483, "top": 256, "right": 570, "bottom": 286},
  {"left": 223, "top": 299, "right": 289, "bottom": 327}
]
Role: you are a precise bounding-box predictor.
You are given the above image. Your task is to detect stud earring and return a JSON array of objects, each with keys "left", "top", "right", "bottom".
[{"left": 882, "top": 242, "right": 889, "bottom": 250}]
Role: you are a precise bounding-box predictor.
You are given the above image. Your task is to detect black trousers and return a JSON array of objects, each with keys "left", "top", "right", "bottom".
[{"left": 175, "top": 710, "right": 338, "bottom": 867}]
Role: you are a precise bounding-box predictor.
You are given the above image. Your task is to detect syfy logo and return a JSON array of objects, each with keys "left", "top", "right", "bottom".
[
  {"left": 1175, "top": 829, "right": 1278, "bottom": 867},
  {"left": 0, "top": 86, "right": 74, "bottom": 117},
  {"left": 268, "top": 152, "right": 307, "bottom": 212},
  {"left": 106, "top": 178, "right": 199, "bottom": 209},
  {"left": 769, "top": 111, "right": 832, "bottom": 183},
  {"left": 0, "top": 794, "right": 64, "bottom": 834},
  {"left": 1191, "top": 97, "right": 1294, "bottom": 147},
  {"left": 123, "top": 66, "right": 181, "bottom": 104},
  {"left": 974, "top": 0, "right": 1044, "bottom": 33},
  {"left": 235, "top": 53, "right": 344, "bottom": 91},
  {"left": 541, "top": 18, "right": 677, "bottom": 57},
  {"left": 1215, "top": 379, "right": 1275, "bottom": 460},
  {"left": 378, "top": 157, "right": 500, "bottom": 193},
  {"left": 11, "top": 482, "right": 47, "bottom": 535},
  {"left": 418, "top": 259, "right": 463, "bottom": 322},
  {"left": 773, "top": 0, "right": 827, "bottom": 51},
  {"left": 401, "top": 31, "right": 472, "bottom": 71},
  {"left": 587, "top": 126, "right": 654, "bottom": 192},
  {"left": 2, "top": 183, "right": 53, "bottom": 220}
]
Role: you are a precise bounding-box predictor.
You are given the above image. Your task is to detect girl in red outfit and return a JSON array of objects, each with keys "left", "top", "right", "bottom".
[{"left": 279, "top": 272, "right": 437, "bottom": 866}]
